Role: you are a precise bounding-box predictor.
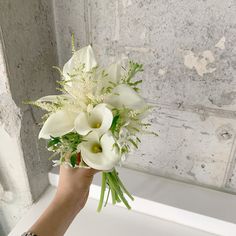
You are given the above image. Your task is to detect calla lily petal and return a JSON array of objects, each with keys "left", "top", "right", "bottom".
[
  {"left": 78, "top": 131, "right": 120, "bottom": 171},
  {"left": 106, "top": 62, "right": 121, "bottom": 83},
  {"left": 39, "top": 110, "right": 77, "bottom": 139},
  {"left": 73, "top": 112, "right": 91, "bottom": 136},
  {"left": 106, "top": 84, "right": 146, "bottom": 109},
  {"left": 63, "top": 45, "right": 97, "bottom": 80},
  {"left": 74, "top": 103, "right": 113, "bottom": 136}
]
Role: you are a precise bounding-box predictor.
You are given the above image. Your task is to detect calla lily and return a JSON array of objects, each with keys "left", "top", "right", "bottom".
[
  {"left": 78, "top": 131, "right": 120, "bottom": 171},
  {"left": 106, "top": 62, "right": 121, "bottom": 83},
  {"left": 63, "top": 45, "right": 97, "bottom": 80},
  {"left": 39, "top": 109, "right": 77, "bottom": 139},
  {"left": 93, "top": 62, "right": 122, "bottom": 97},
  {"left": 105, "top": 84, "right": 146, "bottom": 110},
  {"left": 74, "top": 103, "right": 113, "bottom": 136}
]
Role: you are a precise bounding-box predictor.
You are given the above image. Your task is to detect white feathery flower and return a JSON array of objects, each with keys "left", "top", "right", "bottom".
[
  {"left": 37, "top": 94, "right": 72, "bottom": 102},
  {"left": 74, "top": 103, "right": 113, "bottom": 136},
  {"left": 78, "top": 131, "right": 121, "bottom": 171}
]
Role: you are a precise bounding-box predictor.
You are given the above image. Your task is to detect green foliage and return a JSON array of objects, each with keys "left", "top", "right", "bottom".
[
  {"left": 70, "top": 153, "right": 77, "bottom": 167},
  {"left": 61, "top": 132, "right": 83, "bottom": 152},
  {"left": 47, "top": 137, "right": 61, "bottom": 149},
  {"left": 110, "top": 114, "right": 121, "bottom": 134},
  {"left": 47, "top": 132, "right": 83, "bottom": 154},
  {"left": 122, "top": 61, "right": 144, "bottom": 91}
]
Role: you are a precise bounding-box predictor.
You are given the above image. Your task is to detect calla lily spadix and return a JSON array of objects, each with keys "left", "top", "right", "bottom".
[
  {"left": 39, "top": 109, "right": 77, "bottom": 139},
  {"left": 78, "top": 131, "right": 120, "bottom": 171},
  {"left": 74, "top": 103, "right": 113, "bottom": 136}
]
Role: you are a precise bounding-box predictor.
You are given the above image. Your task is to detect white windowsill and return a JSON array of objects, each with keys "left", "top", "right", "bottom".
[{"left": 48, "top": 166, "right": 236, "bottom": 236}]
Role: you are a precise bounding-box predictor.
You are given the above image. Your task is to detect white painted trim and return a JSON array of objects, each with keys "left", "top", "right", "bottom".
[{"left": 49, "top": 166, "right": 236, "bottom": 236}]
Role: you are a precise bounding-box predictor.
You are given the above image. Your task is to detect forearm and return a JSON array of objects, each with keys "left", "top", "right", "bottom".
[
  {"left": 29, "top": 193, "right": 83, "bottom": 236},
  {"left": 27, "top": 165, "right": 95, "bottom": 236}
]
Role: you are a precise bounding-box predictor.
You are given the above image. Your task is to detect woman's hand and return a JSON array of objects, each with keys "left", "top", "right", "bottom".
[
  {"left": 28, "top": 155, "right": 98, "bottom": 236},
  {"left": 55, "top": 163, "right": 98, "bottom": 213}
]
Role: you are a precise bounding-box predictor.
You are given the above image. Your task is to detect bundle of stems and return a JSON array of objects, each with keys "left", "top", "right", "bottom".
[{"left": 97, "top": 168, "right": 134, "bottom": 212}]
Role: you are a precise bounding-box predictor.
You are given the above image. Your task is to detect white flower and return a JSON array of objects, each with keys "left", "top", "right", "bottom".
[
  {"left": 106, "top": 61, "right": 121, "bottom": 83},
  {"left": 105, "top": 84, "right": 146, "bottom": 110},
  {"left": 37, "top": 94, "right": 71, "bottom": 102},
  {"left": 78, "top": 131, "right": 120, "bottom": 171},
  {"left": 92, "top": 62, "right": 122, "bottom": 98},
  {"left": 74, "top": 103, "right": 113, "bottom": 136},
  {"left": 63, "top": 45, "right": 97, "bottom": 80},
  {"left": 39, "top": 109, "right": 77, "bottom": 139}
]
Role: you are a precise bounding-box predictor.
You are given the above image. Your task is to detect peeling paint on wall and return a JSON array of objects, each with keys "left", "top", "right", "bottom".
[
  {"left": 158, "top": 68, "right": 167, "bottom": 76},
  {"left": 121, "top": 0, "right": 132, "bottom": 9},
  {"left": 52, "top": 0, "right": 236, "bottom": 195},
  {"left": 184, "top": 50, "right": 216, "bottom": 77},
  {"left": 215, "top": 36, "right": 226, "bottom": 50}
]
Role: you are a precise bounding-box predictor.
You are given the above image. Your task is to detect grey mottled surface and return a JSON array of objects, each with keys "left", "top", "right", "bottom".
[
  {"left": 53, "top": 0, "right": 236, "bottom": 192},
  {"left": 0, "top": 0, "right": 58, "bottom": 235},
  {"left": 1, "top": 0, "right": 236, "bottom": 234}
]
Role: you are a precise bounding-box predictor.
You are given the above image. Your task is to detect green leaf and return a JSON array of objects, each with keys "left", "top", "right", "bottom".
[
  {"left": 70, "top": 153, "right": 77, "bottom": 167},
  {"left": 47, "top": 137, "right": 61, "bottom": 148},
  {"left": 129, "top": 80, "right": 142, "bottom": 86},
  {"left": 110, "top": 114, "right": 120, "bottom": 133},
  {"left": 128, "top": 138, "right": 138, "bottom": 149}
]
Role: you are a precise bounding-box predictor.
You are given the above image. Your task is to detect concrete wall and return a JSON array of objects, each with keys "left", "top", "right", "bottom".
[
  {"left": 53, "top": 0, "right": 236, "bottom": 193},
  {"left": 1, "top": 0, "right": 236, "bottom": 234},
  {"left": 0, "top": 0, "right": 58, "bottom": 235}
]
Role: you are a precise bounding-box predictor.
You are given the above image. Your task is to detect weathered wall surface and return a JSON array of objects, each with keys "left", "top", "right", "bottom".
[
  {"left": 53, "top": 0, "right": 236, "bottom": 192},
  {"left": 0, "top": 0, "right": 58, "bottom": 235},
  {"left": 1, "top": 0, "right": 236, "bottom": 234},
  {"left": 0, "top": 33, "right": 33, "bottom": 236}
]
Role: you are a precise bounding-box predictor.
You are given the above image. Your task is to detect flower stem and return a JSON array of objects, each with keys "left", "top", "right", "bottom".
[
  {"left": 97, "top": 172, "right": 106, "bottom": 212},
  {"left": 104, "top": 188, "right": 110, "bottom": 207},
  {"left": 111, "top": 169, "right": 134, "bottom": 201},
  {"left": 106, "top": 173, "right": 131, "bottom": 210},
  {"left": 97, "top": 169, "right": 134, "bottom": 211},
  {"left": 110, "top": 183, "right": 117, "bottom": 205}
]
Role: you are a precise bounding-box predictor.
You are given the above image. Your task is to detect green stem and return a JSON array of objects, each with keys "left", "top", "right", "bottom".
[
  {"left": 104, "top": 188, "right": 111, "bottom": 207},
  {"left": 111, "top": 169, "right": 134, "bottom": 201},
  {"left": 97, "top": 172, "right": 106, "bottom": 212},
  {"left": 106, "top": 173, "right": 131, "bottom": 210},
  {"left": 110, "top": 183, "right": 117, "bottom": 205},
  {"left": 115, "top": 191, "right": 121, "bottom": 203}
]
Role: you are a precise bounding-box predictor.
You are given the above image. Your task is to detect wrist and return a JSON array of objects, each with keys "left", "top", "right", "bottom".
[{"left": 53, "top": 191, "right": 83, "bottom": 214}]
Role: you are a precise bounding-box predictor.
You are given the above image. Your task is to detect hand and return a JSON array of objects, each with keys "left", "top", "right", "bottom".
[
  {"left": 55, "top": 162, "right": 98, "bottom": 213},
  {"left": 28, "top": 154, "right": 98, "bottom": 236}
]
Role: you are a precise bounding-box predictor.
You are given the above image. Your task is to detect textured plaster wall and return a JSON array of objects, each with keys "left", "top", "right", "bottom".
[
  {"left": 53, "top": 0, "right": 236, "bottom": 192},
  {"left": 1, "top": 0, "right": 236, "bottom": 234},
  {"left": 0, "top": 0, "right": 58, "bottom": 235},
  {"left": 0, "top": 34, "right": 32, "bottom": 235}
]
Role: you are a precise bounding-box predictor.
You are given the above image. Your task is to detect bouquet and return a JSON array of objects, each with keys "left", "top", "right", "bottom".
[{"left": 29, "top": 40, "right": 155, "bottom": 212}]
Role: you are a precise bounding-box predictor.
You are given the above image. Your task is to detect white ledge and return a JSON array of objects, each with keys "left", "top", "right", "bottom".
[{"left": 49, "top": 167, "right": 236, "bottom": 236}]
